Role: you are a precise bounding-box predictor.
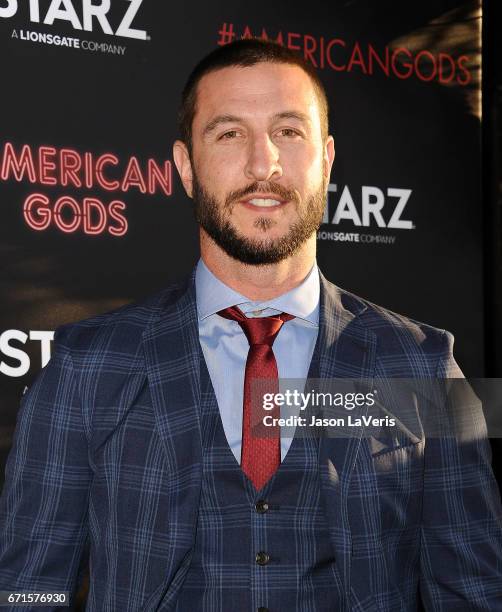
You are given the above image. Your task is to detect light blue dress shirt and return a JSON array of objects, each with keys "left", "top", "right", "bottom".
[{"left": 195, "top": 259, "right": 320, "bottom": 463}]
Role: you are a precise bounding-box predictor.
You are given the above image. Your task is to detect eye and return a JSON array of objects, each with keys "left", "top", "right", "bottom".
[
  {"left": 219, "top": 130, "right": 239, "bottom": 140},
  {"left": 277, "top": 128, "right": 301, "bottom": 138}
]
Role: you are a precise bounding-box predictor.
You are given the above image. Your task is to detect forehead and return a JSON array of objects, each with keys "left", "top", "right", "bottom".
[{"left": 193, "top": 63, "right": 321, "bottom": 127}]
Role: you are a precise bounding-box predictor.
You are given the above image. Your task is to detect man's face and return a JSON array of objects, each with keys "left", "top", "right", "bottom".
[{"left": 175, "top": 62, "right": 335, "bottom": 265}]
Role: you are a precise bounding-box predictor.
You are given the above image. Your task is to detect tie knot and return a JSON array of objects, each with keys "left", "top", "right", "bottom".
[{"left": 217, "top": 306, "right": 294, "bottom": 347}]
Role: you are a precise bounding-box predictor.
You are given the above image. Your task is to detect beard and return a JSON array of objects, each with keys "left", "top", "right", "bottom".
[{"left": 192, "top": 172, "right": 327, "bottom": 265}]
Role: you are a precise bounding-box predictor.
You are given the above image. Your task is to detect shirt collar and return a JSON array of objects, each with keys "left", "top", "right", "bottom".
[{"left": 195, "top": 258, "right": 320, "bottom": 326}]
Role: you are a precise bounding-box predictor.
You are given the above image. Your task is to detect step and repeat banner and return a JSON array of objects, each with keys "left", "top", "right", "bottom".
[{"left": 0, "top": 1, "right": 485, "bottom": 477}]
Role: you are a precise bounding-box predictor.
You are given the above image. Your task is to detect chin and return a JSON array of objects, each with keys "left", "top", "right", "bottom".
[{"left": 245, "top": 233, "right": 287, "bottom": 246}]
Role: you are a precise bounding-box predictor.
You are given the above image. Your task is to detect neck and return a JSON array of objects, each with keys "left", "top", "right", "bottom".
[{"left": 200, "top": 231, "right": 317, "bottom": 301}]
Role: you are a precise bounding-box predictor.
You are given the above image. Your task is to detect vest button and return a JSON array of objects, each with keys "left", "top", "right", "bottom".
[
  {"left": 255, "top": 499, "right": 269, "bottom": 513},
  {"left": 255, "top": 551, "right": 270, "bottom": 566}
]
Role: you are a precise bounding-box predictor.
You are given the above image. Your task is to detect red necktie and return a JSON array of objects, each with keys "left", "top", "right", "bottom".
[{"left": 217, "top": 306, "right": 295, "bottom": 490}]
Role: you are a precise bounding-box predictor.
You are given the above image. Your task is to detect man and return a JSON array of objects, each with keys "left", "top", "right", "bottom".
[{"left": 0, "top": 39, "right": 501, "bottom": 611}]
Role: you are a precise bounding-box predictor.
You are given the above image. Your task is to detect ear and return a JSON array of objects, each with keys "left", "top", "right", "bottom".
[
  {"left": 173, "top": 140, "right": 194, "bottom": 198},
  {"left": 324, "top": 135, "right": 335, "bottom": 180}
]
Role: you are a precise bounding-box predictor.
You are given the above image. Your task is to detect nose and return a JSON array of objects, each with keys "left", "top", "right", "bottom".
[{"left": 244, "top": 134, "right": 283, "bottom": 182}]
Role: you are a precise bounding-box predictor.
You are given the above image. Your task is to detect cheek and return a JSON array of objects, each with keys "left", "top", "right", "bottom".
[
  {"left": 196, "top": 148, "right": 244, "bottom": 188},
  {"left": 283, "top": 147, "right": 324, "bottom": 189}
]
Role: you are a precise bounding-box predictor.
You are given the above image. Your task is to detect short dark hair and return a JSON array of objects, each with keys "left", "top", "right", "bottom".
[{"left": 178, "top": 39, "right": 329, "bottom": 152}]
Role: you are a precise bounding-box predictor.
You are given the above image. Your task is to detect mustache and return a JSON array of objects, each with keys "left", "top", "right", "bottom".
[{"left": 224, "top": 182, "right": 299, "bottom": 208}]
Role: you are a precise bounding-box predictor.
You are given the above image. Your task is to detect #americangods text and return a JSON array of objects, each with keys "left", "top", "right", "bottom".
[{"left": 0, "top": 142, "right": 172, "bottom": 236}]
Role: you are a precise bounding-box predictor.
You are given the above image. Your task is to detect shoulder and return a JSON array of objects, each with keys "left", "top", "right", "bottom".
[
  {"left": 53, "top": 276, "right": 190, "bottom": 356},
  {"left": 349, "top": 288, "right": 448, "bottom": 345},
  {"left": 323, "top": 277, "right": 460, "bottom": 376}
]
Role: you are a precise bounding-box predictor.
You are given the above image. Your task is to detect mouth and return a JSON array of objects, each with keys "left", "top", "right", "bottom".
[{"left": 239, "top": 195, "right": 287, "bottom": 210}]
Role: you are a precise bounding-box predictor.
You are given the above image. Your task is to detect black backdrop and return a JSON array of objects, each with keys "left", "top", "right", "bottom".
[{"left": 1, "top": 0, "right": 498, "bottom": 487}]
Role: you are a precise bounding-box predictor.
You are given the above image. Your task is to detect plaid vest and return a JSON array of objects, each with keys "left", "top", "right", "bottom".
[{"left": 175, "top": 344, "right": 343, "bottom": 611}]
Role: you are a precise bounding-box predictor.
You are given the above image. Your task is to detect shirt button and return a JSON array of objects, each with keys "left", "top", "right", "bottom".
[
  {"left": 255, "top": 499, "right": 269, "bottom": 514},
  {"left": 255, "top": 551, "right": 270, "bottom": 566}
]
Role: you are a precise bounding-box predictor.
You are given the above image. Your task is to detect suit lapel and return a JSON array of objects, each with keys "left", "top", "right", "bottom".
[
  {"left": 315, "top": 272, "right": 377, "bottom": 609},
  {"left": 143, "top": 271, "right": 203, "bottom": 466},
  {"left": 142, "top": 270, "right": 203, "bottom": 607}
]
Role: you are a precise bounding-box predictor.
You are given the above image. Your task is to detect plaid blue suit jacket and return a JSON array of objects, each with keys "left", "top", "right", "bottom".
[{"left": 0, "top": 269, "right": 501, "bottom": 611}]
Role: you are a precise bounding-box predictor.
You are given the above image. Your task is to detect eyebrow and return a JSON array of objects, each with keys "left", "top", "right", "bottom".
[
  {"left": 273, "top": 111, "right": 311, "bottom": 125},
  {"left": 202, "top": 111, "right": 312, "bottom": 136},
  {"left": 202, "top": 114, "right": 243, "bottom": 136}
]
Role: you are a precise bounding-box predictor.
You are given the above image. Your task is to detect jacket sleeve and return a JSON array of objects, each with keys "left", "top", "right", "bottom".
[
  {"left": 419, "top": 330, "right": 502, "bottom": 610},
  {"left": 0, "top": 325, "right": 92, "bottom": 610}
]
